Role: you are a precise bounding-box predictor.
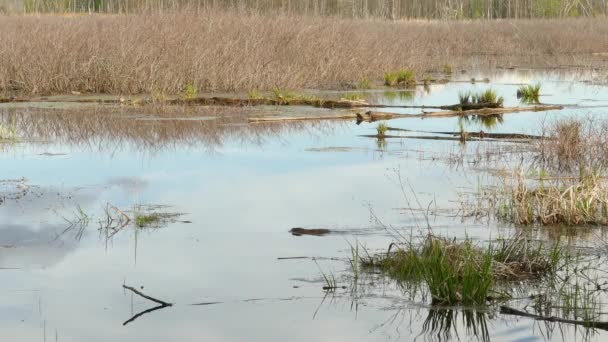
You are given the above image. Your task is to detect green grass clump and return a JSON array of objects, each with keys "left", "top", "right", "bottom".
[
  {"left": 384, "top": 72, "right": 398, "bottom": 86},
  {"left": 361, "top": 234, "right": 563, "bottom": 305},
  {"left": 458, "top": 89, "right": 504, "bottom": 107},
  {"left": 443, "top": 64, "right": 453, "bottom": 74},
  {"left": 135, "top": 214, "right": 161, "bottom": 228},
  {"left": 376, "top": 122, "right": 388, "bottom": 137},
  {"left": 517, "top": 83, "right": 541, "bottom": 104},
  {"left": 397, "top": 69, "right": 416, "bottom": 86},
  {"left": 480, "top": 89, "right": 499, "bottom": 104},
  {"left": 247, "top": 89, "right": 263, "bottom": 100},
  {"left": 357, "top": 79, "right": 373, "bottom": 89},
  {"left": 181, "top": 82, "right": 197, "bottom": 100},
  {"left": 272, "top": 88, "right": 320, "bottom": 103},
  {"left": 384, "top": 69, "right": 416, "bottom": 87},
  {"left": 272, "top": 87, "right": 297, "bottom": 101},
  {"left": 342, "top": 92, "right": 364, "bottom": 101},
  {"left": 458, "top": 91, "right": 472, "bottom": 105}
]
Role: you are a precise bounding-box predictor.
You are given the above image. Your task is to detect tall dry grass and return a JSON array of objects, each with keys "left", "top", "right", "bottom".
[
  {"left": 538, "top": 118, "right": 608, "bottom": 173},
  {"left": 1, "top": 13, "right": 608, "bottom": 95}
]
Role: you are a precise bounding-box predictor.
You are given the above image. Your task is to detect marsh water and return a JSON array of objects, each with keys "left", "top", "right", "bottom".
[{"left": 2, "top": 69, "right": 608, "bottom": 342}]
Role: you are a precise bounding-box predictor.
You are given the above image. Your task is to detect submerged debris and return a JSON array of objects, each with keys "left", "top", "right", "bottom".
[{"left": 0, "top": 178, "right": 32, "bottom": 205}]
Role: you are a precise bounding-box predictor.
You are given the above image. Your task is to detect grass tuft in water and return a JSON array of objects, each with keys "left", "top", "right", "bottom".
[
  {"left": 396, "top": 69, "right": 416, "bottom": 86},
  {"left": 271, "top": 88, "right": 320, "bottom": 103},
  {"left": 517, "top": 83, "right": 541, "bottom": 103},
  {"left": 376, "top": 122, "right": 388, "bottom": 137},
  {"left": 384, "top": 72, "right": 398, "bottom": 86},
  {"left": 361, "top": 234, "right": 564, "bottom": 305},
  {"left": 135, "top": 213, "right": 162, "bottom": 228},
  {"left": 458, "top": 89, "right": 503, "bottom": 107}
]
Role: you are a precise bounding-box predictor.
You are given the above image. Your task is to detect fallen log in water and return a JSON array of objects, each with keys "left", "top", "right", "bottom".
[
  {"left": 438, "top": 102, "right": 503, "bottom": 111},
  {"left": 386, "top": 127, "right": 543, "bottom": 140},
  {"left": 248, "top": 111, "right": 407, "bottom": 123},
  {"left": 500, "top": 306, "right": 608, "bottom": 331},
  {"left": 171, "top": 97, "right": 503, "bottom": 110},
  {"left": 359, "top": 134, "right": 531, "bottom": 143},
  {"left": 409, "top": 105, "right": 564, "bottom": 118},
  {"left": 249, "top": 105, "right": 562, "bottom": 124}
]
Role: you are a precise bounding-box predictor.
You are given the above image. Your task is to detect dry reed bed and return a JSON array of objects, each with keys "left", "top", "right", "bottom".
[
  {"left": 2, "top": 13, "right": 608, "bottom": 95},
  {"left": 460, "top": 118, "right": 608, "bottom": 226},
  {"left": 538, "top": 118, "right": 608, "bottom": 173},
  {"left": 494, "top": 171, "right": 608, "bottom": 225}
]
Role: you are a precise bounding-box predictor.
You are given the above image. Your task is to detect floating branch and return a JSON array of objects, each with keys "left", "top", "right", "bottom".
[
  {"left": 122, "top": 284, "right": 173, "bottom": 326},
  {"left": 500, "top": 306, "right": 608, "bottom": 331},
  {"left": 123, "top": 285, "right": 172, "bottom": 307}
]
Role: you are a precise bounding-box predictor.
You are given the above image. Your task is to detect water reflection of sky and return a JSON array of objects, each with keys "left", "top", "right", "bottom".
[{"left": 0, "top": 71, "right": 607, "bottom": 341}]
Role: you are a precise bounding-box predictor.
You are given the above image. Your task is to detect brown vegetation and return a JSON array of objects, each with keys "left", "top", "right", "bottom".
[
  {"left": 5, "top": 0, "right": 608, "bottom": 19},
  {"left": 1, "top": 13, "right": 608, "bottom": 95},
  {"left": 538, "top": 118, "right": 608, "bottom": 172}
]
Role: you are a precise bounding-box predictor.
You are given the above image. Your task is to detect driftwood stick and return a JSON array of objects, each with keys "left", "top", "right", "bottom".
[
  {"left": 500, "top": 306, "right": 608, "bottom": 330},
  {"left": 277, "top": 256, "right": 310, "bottom": 260},
  {"left": 123, "top": 304, "right": 169, "bottom": 326},
  {"left": 123, "top": 285, "right": 173, "bottom": 307},
  {"left": 190, "top": 301, "right": 223, "bottom": 306},
  {"left": 109, "top": 203, "right": 131, "bottom": 224}
]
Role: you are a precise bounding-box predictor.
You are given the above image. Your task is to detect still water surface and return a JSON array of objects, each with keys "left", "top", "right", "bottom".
[{"left": 1, "top": 70, "right": 608, "bottom": 341}]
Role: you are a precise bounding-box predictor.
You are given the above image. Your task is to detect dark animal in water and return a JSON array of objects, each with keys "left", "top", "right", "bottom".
[{"left": 289, "top": 228, "right": 331, "bottom": 236}]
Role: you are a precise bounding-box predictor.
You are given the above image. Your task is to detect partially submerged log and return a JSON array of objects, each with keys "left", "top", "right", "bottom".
[
  {"left": 439, "top": 102, "right": 503, "bottom": 111},
  {"left": 415, "top": 105, "right": 564, "bottom": 118},
  {"left": 173, "top": 97, "right": 506, "bottom": 111},
  {"left": 248, "top": 111, "right": 406, "bottom": 123},
  {"left": 359, "top": 134, "right": 531, "bottom": 143},
  {"left": 386, "top": 127, "right": 542, "bottom": 140},
  {"left": 249, "top": 105, "right": 562, "bottom": 124},
  {"left": 362, "top": 105, "right": 563, "bottom": 120}
]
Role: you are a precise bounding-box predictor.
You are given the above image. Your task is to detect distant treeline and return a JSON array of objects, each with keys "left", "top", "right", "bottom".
[{"left": 1, "top": 0, "right": 607, "bottom": 18}]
